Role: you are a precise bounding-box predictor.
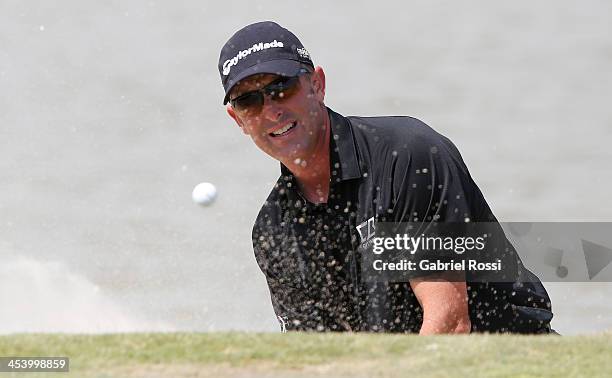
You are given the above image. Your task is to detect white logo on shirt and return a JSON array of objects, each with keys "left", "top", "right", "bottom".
[
  {"left": 277, "top": 315, "right": 288, "bottom": 333},
  {"left": 356, "top": 216, "right": 376, "bottom": 243}
]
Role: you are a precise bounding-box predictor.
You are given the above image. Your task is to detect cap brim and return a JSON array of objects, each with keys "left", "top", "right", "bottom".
[{"left": 223, "top": 59, "right": 302, "bottom": 104}]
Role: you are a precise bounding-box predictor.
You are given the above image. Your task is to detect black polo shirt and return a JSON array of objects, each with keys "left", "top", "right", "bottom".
[{"left": 252, "top": 108, "right": 553, "bottom": 333}]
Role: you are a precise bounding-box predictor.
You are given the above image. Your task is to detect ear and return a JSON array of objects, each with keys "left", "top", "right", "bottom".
[
  {"left": 310, "top": 66, "right": 326, "bottom": 102},
  {"left": 226, "top": 104, "right": 250, "bottom": 135}
]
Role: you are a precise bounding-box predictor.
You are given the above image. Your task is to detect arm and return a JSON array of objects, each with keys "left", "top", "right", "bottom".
[
  {"left": 410, "top": 272, "right": 471, "bottom": 334},
  {"left": 384, "top": 124, "right": 479, "bottom": 334}
]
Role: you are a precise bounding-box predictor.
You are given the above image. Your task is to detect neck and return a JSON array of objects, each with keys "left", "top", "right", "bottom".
[{"left": 281, "top": 110, "right": 331, "bottom": 204}]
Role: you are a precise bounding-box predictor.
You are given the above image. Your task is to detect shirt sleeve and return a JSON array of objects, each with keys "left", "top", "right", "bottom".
[
  {"left": 252, "top": 207, "right": 338, "bottom": 332},
  {"left": 388, "top": 134, "right": 491, "bottom": 224},
  {"left": 252, "top": 212, "right": 306, "bottom": 332}
]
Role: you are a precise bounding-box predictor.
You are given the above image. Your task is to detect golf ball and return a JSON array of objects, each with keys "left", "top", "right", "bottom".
[{"left": 192, "top": 182, "right": 217, "bottom": 206}]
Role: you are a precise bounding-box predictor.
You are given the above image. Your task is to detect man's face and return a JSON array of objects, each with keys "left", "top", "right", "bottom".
[{"left": 226, "top": 67, "right": 327, "bottom": 164}]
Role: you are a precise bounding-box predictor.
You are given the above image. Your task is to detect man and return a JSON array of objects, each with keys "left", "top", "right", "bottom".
[{"left": 218, "top": 21, "right": 554, "bottom": 334}]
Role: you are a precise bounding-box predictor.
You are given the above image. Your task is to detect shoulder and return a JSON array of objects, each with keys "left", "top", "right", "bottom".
[
  {"left": 252, "top": 178, "right": 285, "bottom": 236},
  {"left": 251, "top": 178, "right": 284, "bottom": 270},
  {"left": 344, "top": 115, "right": 464, "bottom": 174},
  {"left": 348, "top": 115, "right": 440, "bottom": 140},
  {"left": 251, "top": 174, "right": 296, "bottom": 257},
  {"left": 346, "top": 115, "right": 455, "bottom": 156}
]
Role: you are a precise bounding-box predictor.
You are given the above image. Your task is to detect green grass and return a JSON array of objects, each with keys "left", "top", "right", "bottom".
[{"left": 0, "top": 332, "right": 610, "bottom": 377}]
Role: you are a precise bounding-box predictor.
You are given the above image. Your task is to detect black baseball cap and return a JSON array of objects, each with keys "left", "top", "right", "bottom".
[{"left": 218, "top": 21, "right": 314, "bottom": 104}]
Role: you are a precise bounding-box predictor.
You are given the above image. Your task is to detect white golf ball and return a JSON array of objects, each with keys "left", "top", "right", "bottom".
[{"left": 192, "top": 182, "right": 217, "bottom": 206}]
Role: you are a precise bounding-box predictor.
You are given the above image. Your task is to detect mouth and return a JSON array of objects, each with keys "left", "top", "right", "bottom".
[{"left": 269, "top": 121, "right": 297, "bottom": 137}]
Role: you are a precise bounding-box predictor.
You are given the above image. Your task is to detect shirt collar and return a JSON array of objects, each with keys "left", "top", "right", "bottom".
[
  {"left": 328, "top": 107, "right": 362, "bottom": 181},
  {"left": 280, "top": 107, "right": 362, "bottom": 182}
]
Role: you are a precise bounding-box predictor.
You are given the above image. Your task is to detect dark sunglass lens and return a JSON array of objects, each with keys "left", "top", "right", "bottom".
[
  {"left": 232, "top": 92, "right": 263, "bottom": 113},
  {"left": 267, "top": 76, "right": 300, "bottom": 101}
]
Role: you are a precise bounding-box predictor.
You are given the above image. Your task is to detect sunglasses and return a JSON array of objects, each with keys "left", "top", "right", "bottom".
[{"left": 229, "top": 73, "right": 305, "bottom": 115}]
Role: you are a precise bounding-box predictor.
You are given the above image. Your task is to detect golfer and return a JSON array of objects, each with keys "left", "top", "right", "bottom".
[{"left": 218, "top": 21, "right": 554, "bottom": 334}]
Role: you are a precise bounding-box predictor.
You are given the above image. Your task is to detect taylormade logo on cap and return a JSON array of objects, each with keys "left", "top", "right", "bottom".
[{"left": 222, "top": 40, "right": 284, "bottom": 76}]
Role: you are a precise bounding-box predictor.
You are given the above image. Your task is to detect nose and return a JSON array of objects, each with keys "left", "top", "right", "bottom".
[{"left": 260, "top": 95, "right": 283, "bottom": 122}]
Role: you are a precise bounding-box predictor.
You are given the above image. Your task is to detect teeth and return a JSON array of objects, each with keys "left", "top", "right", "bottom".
[{"left": 272, "top": 122, "right": 295, "bottom": 136}]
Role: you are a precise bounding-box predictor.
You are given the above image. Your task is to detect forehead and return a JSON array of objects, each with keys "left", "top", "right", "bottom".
[{"left": 230, "top": 73, "right": 281, "bottom": 98}]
